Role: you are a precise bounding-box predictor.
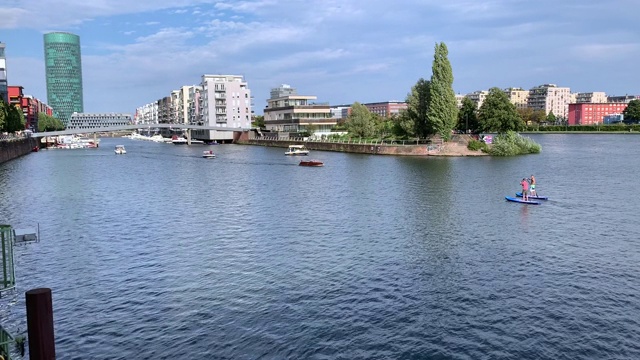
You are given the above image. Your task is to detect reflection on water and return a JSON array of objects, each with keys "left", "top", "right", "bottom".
[{"left": 1, "top": 135, "right": 640, "bottom": 359}]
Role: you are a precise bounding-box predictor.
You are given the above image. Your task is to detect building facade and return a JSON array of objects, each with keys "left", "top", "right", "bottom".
[
  {"left": 22, "top": 95, "right": 53, "bottom": 131},
  {"left": 330, "top": 105, "right": 351, "bottom": 120},
  {"left": 264, "top": 84, "right": 335, "bottom": 133},
  {"left": 193, "top": 74, "right": 251, "bottom": 140},
  {"left": 68, "top": 112, "right": 132, "bottom": 129},
  {"left": 575, "top": 92, "right": 607, "bottom": 103},
  {"left": 9, "top": 85, "right": 52, "bottom": 130},
  {"left": 527, "top": 84, "right": 571, "bottom": 119},
  {"left": 607, "top": 95, "right": 640, "bottom": 103},
  {"left": 0, "top": 43, "right": 7, "bottom": 104},
  {"left": 504, "top": 88, "right": 530, "bottom": 109},
  {"left": 44, "top": 32, "right": 84, "bottom": 125},
  {"left": 467, "top": 90, "right": 489, "bottom": 109},
  {"left": 135, "top": 102, "right": 158, "bottom": 125},
  {"left": 363, "top": 101, "right": 407, "bottom": 118},
  {"left": 568, "top": 103, "right": 628, "bottom": 125}
]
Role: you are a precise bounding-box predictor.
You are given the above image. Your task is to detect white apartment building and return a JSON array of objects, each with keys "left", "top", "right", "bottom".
[
  {"left": 503, "top": 88, "right": 530, "bottom": 109},
  {"left": 263, "top": 84, "right": 335, "bottom": 133},
  {"left": 467, "top": 90, "right": 489, "bottom": 109},
  {"left": 68, "top": 112, "right": 132, "bottom": 129},
  {"left": 527, "top": 84, "right": 571, "bottom": 119},
  {"left": 193, "top": 74, "right": 251, "bottom": 141},
  {"left": 135, "top": 102, "right": 158, "bottom": 124},
  {"left": 575, "top": 92, "right": 607, "bottom": 103},
  {"left": 455, "top": 94, "right": 466, "bottom": 109},
  {"left": 172, "top": 85, "right": 195, "bottom": 125}
]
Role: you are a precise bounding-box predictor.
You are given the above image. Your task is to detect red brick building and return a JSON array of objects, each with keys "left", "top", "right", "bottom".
[
  {"left": 8, "top": 85, "right": 53, "bottom": 130},
  {"left": 363, "top": 101, "right": 407, "bottom": 118},
  {"left": 568, "top": 103, "right": 628, "bottom": 125}
]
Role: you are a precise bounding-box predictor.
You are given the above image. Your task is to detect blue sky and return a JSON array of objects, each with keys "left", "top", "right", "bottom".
[{"left": 1, "top": 0, "right": 639, "bottom": 115}]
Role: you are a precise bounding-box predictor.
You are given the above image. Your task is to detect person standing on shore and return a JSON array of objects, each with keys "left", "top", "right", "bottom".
[{"left": 529, "top": 175, "right": 537, "bottom": 197}]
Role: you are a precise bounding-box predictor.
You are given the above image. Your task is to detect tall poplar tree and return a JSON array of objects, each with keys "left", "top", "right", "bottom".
[{"left": 426, "top": 42, "right": 458, "bottom": 141}]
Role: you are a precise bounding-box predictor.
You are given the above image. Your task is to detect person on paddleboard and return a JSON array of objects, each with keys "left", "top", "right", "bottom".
[
  {"left": 529, "top": 175, "right": 536, "bottom": 196},
  {"left": 520, "top": 178, "right": 529, "bottom": 201}
]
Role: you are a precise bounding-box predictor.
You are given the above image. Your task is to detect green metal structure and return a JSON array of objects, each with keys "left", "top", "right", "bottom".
[
  {"left": 0, "top": 225, "right": 15, "bottom": 293},
  {"left": 44, "top": 32, "right": 84, "bottom": 126}
]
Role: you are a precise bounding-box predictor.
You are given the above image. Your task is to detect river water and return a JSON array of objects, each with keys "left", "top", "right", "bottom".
[{"left": 1, "top": 134, "right": 639, "bottom": 359}]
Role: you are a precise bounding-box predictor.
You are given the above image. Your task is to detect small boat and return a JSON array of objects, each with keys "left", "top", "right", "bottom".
[
  {"left": 299, "top": 160, "right": 323, "bottom": 167},
  {"left": 505, "top": 196, "right": 540, "bottom": 205},
  {"left": 202, "top": 150, "right": 216, "bottom": 159},
  {"left": 114, "top": 145, "right": 126, "bottom": 154},
  {"left": 285, "top": 144, "right": 309, "bottom": 156},
  {"left": 516, "top": 192, "right": 548, "bottom": 200}
]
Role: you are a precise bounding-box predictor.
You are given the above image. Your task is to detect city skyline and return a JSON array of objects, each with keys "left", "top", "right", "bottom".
[{"left": 1, "top": 0, "right": 639, "bottom": 115}]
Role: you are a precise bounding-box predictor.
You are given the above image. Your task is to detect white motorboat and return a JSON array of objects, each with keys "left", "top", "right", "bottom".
[
  {"left": 202, "top": 150, "right": 216, "bottom": 159},
  {"left": 114, "top": 145, "right": 127, "bottom": 154},
  {"left": 285, "top": 144, "right": 309, "bottom": 156},
  {"left": 172, "top": 136, "right": 204, "bottom": 145}
]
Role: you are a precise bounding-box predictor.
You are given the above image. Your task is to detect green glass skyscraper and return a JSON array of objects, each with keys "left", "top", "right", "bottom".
[{"left": 44, "top": 32, "right": 84, "bottom": 125}]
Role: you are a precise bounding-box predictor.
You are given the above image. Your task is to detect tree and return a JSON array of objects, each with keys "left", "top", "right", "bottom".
[
  {"left": 456, "top": 97, "right": 479, "bottom": 133},
  {"left": 345, "top": 102, "right": 376, "bottom": 138},
  {"left": 252, "top": 115, "right": 265, "bottom": 128},
  {"left": 623, "top": 99, "right": 640, "bottom": 123},
  {"left": 1, "top": 102, "right": 25, "bottom": 133},
  {"left": 38, "top": 112, "right": 65, "bottom": 132},
  {"left": 477, "top": 87, "right": 523, "bottom": 133},
  {"left": 546, "top": 112, "right": 557, "bottom": 125},
  {"left": 393, "top": 110, "right": 416, "bottom": 138},
  {"left": 426, "top": 42, "right": 458, "bottom": 141},
  {"left": 0, "top": 99, "right": 7, "bottom": 131},
  {"left": 404, "top": 78, "right": 431, "bottom": 138}
]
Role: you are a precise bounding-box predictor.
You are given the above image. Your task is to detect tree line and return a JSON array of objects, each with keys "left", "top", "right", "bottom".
[
  {"left": 0, "top": 98, "right": 65, "bottom": 133},
  {"left": 341, "top": 42, "right": 640, "bottom": 140}
]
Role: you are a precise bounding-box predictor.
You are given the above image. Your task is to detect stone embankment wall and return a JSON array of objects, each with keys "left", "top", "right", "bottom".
[
  {"left": 239, "top": 138, "right": 434, "bottom": 155},
  {"left": 235, "top": 132, "right": 486, "bottom": 156},
  {"left": 0, "top": 137, "right": 39, "bottom": 164}
]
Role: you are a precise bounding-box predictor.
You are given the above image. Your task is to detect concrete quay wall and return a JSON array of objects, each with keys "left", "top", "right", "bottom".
[
  {"left": 239, "top": 139, "right": 434, "bottom": 156},
  {"left": 0, "top": 137, "right": 39, "bottom": 164}
]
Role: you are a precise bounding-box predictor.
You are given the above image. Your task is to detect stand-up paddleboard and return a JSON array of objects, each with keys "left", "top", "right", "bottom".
[
  {"left": 506, "top": 196, "right": 541, "bottom": 205},
  {"left": 516, "top": 192, "right": 548, "bottom": 200}
]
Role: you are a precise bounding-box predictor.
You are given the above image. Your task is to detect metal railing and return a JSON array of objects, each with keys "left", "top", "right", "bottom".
[{"left": 249, "top": 135, "right": 438, "bottom": 146}]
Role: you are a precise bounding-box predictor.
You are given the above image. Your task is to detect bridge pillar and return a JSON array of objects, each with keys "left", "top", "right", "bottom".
[{"left": 186, "top": 129, "right": 191, "bottom": 145}]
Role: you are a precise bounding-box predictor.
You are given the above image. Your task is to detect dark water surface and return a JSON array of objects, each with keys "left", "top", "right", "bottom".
[{"left": 1, "top": 134, "right": 639, "bottom": 359}]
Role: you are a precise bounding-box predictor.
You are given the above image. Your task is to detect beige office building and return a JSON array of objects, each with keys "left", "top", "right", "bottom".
[
  {"left": 503, "top": 88, "right": 530, "bottom": 109},
  {"left": 527, "top": 84, "right": 571, "bottom": 119}
]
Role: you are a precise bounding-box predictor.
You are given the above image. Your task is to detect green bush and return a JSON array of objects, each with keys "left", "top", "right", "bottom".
[
  {"left": 488, "top": 131, "right": 541, "bottom": 156},
  {"left": 467, "top": 139, "right": 488, "bottom": 152}
]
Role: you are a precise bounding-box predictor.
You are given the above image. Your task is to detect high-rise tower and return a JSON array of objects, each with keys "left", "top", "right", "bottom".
[
  {"left": 44, "top": 32, "right": 83, "bottom": 125},
  {"left": 0, "top": 42, "right": 8, "bottom": 104}
]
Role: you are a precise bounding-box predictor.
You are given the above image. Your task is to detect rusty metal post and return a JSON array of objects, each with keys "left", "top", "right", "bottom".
[{"left": 25, "top": 288, "right": 55, "bottom": 359}]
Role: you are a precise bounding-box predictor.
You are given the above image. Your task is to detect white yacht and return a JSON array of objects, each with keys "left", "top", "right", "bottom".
[{"left": 285, "top": 144, "right": 309, "bottom": 156}]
